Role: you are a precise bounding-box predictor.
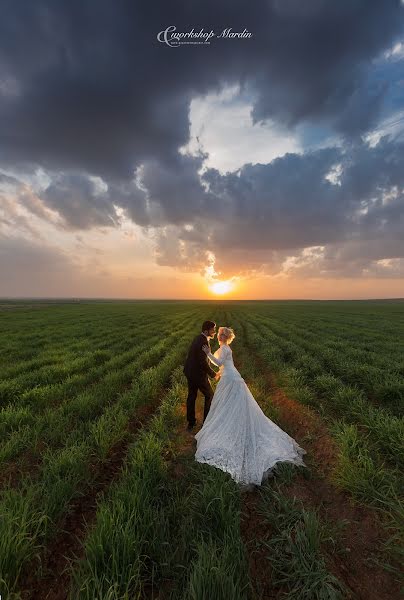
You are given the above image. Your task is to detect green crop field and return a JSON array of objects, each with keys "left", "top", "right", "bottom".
[{"left": 0, "top": 299, "right": 403, "bottom": 600}]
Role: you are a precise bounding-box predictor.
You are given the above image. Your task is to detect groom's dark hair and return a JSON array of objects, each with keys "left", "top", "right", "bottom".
[{"left": 202, "top": 320, "right": 216, "bottom": 332}]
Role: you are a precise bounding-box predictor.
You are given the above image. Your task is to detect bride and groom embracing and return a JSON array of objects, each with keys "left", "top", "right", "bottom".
[{"left": 183, "top": 320, "right": 307, "bottom": 486}]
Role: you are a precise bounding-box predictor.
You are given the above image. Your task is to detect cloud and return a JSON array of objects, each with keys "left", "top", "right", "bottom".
[
  {"left": 281, "top": 240, "right": 404, "bottom": 279},
  {"left": 183, "top": 85, "right": 302, "bottom": 173},
  {"left": 146, "top": 135, "right": 404, "bottom": 279},
  {"left": 0, "top": 0, "right": 403, "bottom": 180},
  {"left": 0, "top": 193, "right": 45, "bottom": 239},
  {"left": 4, "top": 129, "right": 404, "bottom": 283},
  {"left": 40, "top": 172, "right": 121, "bottom": 230},
  {"left": 0, "top": 234, "right": 79, "bottom": 296},
  {"left": 1, "top": 0, "right": 404, "bottom": 292}
]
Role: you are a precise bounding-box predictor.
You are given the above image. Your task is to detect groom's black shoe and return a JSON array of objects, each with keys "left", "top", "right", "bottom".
[{"left": 187, "top": 420, "right": 197, "bottom": 431}]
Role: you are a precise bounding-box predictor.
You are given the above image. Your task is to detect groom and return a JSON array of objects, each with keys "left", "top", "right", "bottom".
[{"left": 183, "top": 320, "right": 219, "bottom": 431}]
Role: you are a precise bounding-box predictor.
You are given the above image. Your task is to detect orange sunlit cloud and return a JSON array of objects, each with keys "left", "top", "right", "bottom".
[{"left": 1, "top": 182, "right": 403, "bottom": 301}]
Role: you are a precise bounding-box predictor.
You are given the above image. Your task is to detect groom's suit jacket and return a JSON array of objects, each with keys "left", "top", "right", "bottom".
[{"left": 183, "top": 333, "right": 216, "bottom": 383}]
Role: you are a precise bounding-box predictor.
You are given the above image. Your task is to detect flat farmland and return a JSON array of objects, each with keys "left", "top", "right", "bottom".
[{"left": 0, "top": 300, "right": 403, "bottom": 600}]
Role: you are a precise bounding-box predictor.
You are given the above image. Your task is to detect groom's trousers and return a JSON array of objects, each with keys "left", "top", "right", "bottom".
[{"left": 186, "top": 377, "right": 213, "bottom": 426}]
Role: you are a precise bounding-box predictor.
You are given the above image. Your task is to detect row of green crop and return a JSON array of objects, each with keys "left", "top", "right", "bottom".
[
  {"left": 0, "top": 319, "right": 122, "bottom": 362},
  {"left": 229, "top": 310, "right": 403, "bottom": 593},
  {"left": 247, "top": 311, "right": 403, "bottom": 380},
  {"left": 264, "top": 317, "right": 402, "bottom": 371},
  {"left": 243, "top": 313, "right": 404, "bottom": 468},
  {"left": 243, "top": 314, "right": 403, "bottom": 460},
  {"left": 244, "top": 306, "right": 403, "bottom": 362},
  {"left": 3, "top": 302, "right": 400, "bottom": 599},
  {"left": 229, "top": 312, "right": 404, "bottom": 384},
  {"left": 256, "top": 314, "right": 404, "bottom": 415},
  {"left": 0, "top": 321, "right": 145, "bottom": 382},
  {"left": 0, "top": 333, "right": 174, "bottom": 468},
  {"left": 1, "top": 308, "right": 201, "bottom": 416},
  {"left": 270, "top": 312, "right": 403, "bottom": 374},
  {"left": 0, "top": 310, "right": 172, "bottom": 388},
  {"left": 0, "top": 312, "right": 174, "bottom": 405},
  {"left": 226, "top": 309, "right": 349, "bottom": 599},
  {"left": 257, "top": 318, "right": 404, "bottom": 417},
  {"left": 237, "top": 314, "right": 403, "bottom": 566},
  {"left": 0, "top": 323, "right": 200, "bottom": 599},
  {"left": 0, "top": 311, "right": 200, "bottom": 472},
  {"left": 0, "top": 303, "right": 198, "bottom": 362},
  {"left": 16, "top": 353, "right": 368, "bottom": 600},
  {"left": 67, "top": 364, "right": 251, "bottom": 600}
]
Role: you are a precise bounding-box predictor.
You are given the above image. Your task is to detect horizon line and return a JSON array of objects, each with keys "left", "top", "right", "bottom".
[{"left": 1, "top": 296, "right": 403, "bottom": 302}]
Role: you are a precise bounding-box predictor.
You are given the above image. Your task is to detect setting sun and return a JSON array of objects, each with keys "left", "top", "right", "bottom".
[{"left": 210, "top": 280, "right": 233, "bottom": 295}]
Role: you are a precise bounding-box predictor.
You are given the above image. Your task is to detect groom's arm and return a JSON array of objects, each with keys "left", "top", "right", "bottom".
[{"left": 197, "top": 341, "right": 216, "bottom": 378}]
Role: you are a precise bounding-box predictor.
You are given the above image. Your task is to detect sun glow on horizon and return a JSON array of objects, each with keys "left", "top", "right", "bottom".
[{"left": 210, "top": 280, "right": 233, "bottom": 295}]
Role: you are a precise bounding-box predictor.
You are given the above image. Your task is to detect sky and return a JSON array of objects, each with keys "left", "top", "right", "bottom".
[{"left": 1, "top": 0, "right": 404, "bottom": 300}]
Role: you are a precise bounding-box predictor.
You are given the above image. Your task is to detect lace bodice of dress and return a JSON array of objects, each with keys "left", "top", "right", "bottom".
[{"left": 207, "top": 345, "right": 243, "bottom": 381}]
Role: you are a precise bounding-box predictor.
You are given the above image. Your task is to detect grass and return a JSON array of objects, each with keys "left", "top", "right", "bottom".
[
  {"left": 0, "top": 326, "right": 200, "bottom": 597},
  {"left": 0, "top": 299, "right": 403, "bottom": 599},
  {"left": 258, "top": 481, "right": 347, "bottom": 600}
]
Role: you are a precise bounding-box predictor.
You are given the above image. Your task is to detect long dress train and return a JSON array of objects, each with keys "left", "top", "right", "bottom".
[{"left": 194, "top": 344, "right": 307, "bottom": 485}]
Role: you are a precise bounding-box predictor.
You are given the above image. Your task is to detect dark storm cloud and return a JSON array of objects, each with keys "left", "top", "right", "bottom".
[
  {"left": 106, "top": 151, "right": 218, "bottom": 227},
  {"left": 1, "top": 0, "right": 404, "bottom": 282},
  {"left": 0, "top": 0, "right": 403, "bottom": 179},
  {"left": 248, "top": 2, "right": 402, "bottom": 137},
  {"left": 149, "top": 135, "right": 404, "bottom": 278},
  {"left": 41, "top": 172, "right": 121, "bottom": 230},
  {"left": 7, "top": 130, "right": 404, "bottom": 279},
  {"left": 202, "top": 147, "right": 345, "bottom": 250},
  {"left": 0, "top": 172, "right": 20, "bottom": 186}
]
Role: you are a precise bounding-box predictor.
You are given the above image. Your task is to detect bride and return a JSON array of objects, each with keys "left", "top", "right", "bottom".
[{"left": 195, "top": 326, "right": 307, "bottom": 486}]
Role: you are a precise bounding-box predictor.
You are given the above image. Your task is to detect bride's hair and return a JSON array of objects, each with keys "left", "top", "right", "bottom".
[{"left": 218, "top": 326, "right": 236, "bottom": 344}]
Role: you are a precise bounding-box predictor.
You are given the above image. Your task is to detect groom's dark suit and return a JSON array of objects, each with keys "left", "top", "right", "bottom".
[{"left": 183, "top": 333, "right": 216, "bottom": 427}]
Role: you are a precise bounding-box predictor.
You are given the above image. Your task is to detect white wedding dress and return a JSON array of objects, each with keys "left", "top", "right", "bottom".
[{"left": 195, "top": 344, "right": 307, "bottom": 485}]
